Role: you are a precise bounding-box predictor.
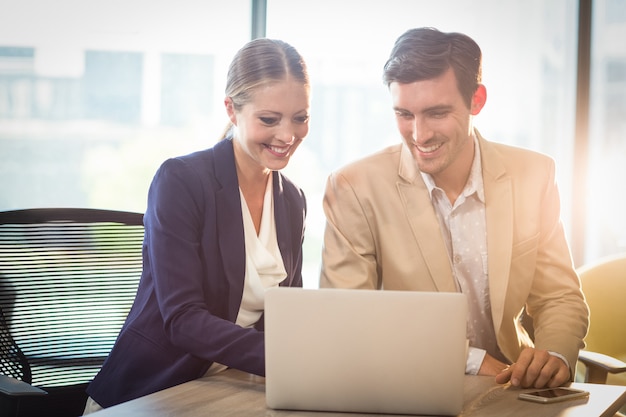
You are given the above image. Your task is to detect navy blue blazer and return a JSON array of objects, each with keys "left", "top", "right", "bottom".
[{"left": 87, "top": 138, "right": 306, "bottom": 408}]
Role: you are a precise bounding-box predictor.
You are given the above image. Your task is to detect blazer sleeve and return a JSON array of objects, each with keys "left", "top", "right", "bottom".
[
  {"left": 320, "top": 170, "right": 381, "bottom": 289},
  {"left": 144, "top": 156, "right": 265, "bottom": 375},
  {"left": 522, "top": 157, "right": 589, "bottom": 371}
]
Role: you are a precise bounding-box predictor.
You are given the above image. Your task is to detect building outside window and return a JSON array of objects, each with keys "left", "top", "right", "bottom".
[{"left": 0, "top": 0, "right": 624, "bottom": 288}]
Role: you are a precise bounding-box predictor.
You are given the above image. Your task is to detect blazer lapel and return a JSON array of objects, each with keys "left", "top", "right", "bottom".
[
  {"left": 272, "top": 171, "right": 294, "bottom": 286},
  {"left": 213, "top": 139, "right": 247, "bottom": 321},
  {"left": 478, "top": 132, "right": 513, "bottom": 334},
  {"left": 396, "top": 144, "right": 457, "bottom": 292}
]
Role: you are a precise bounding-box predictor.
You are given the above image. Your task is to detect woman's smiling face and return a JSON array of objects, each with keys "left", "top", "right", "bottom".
[{"left": 226, "top": 76, "right": 310, "bottom": 173}]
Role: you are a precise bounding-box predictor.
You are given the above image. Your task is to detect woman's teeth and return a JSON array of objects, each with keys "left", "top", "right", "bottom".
[{"left": 267, "top": 144, "right": 289, "bottom": 155}]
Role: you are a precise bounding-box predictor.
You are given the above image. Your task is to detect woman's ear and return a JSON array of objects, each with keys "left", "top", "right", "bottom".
[
  {"left": 470, "top": 84, "right": 487, "bottom": 115},
  {"left": 224, "top": 97, "right": 238, "bottom": 125}
]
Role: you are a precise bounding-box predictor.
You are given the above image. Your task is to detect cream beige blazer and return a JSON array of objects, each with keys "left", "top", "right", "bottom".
[{"left": 320, "top": 130, "right": 589, "bottom": 372}]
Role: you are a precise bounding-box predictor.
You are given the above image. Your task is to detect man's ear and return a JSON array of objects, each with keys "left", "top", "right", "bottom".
[
  {"left": 470, "top": 84, "right": 487, "bottom": 115},
  {"left": 224, "top": 97, "right": 237, "bottom": 125}
]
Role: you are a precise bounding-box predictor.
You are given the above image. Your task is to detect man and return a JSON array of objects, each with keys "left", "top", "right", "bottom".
[{"left": 320, "top": 27, "right": 588, "bottom": 389}]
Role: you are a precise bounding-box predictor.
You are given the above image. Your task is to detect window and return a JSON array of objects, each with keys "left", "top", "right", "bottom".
[
  {"left": 0, "top": 0, "right": 250, "bottom": 212},
  {"left": 585, "top": 0, "right": 626, "bottom": 261},
  {"left": 268, "top": 0, "right": 579, "bottom": 286},
  {"left": 1, "top": 0, "right": 623, "bottom": 288}
]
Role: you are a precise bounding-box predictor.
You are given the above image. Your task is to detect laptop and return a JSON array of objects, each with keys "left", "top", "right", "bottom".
[{"left": 264, "top": 287, "right": 468, "bottom": 416}]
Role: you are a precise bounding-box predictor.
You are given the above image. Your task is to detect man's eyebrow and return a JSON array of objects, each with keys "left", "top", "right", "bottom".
[
  {"left": 423, "top": 104, "right": 453, "bottom": 113},
  {"left": 392, "top": 104, "right": 453, "bottom": 114}
]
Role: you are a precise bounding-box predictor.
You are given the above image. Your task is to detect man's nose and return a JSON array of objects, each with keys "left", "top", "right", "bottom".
[{"left": 412, "top": 118, "right": 432, "bottom": 143}]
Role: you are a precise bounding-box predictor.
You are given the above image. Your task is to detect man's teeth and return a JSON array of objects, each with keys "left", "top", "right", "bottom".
[{"left": 417, "top": 143, "right": 442, "bottom": 153}]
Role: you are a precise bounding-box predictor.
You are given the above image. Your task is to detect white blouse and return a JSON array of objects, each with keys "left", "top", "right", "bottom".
[
  {"left": 205, "top": 174, "right": 286, "bottom": 376},
  {"left": 236, "top": 173, "right": 288, "bottom": 327}
]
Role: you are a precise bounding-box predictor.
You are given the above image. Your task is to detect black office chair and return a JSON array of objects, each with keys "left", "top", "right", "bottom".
[{"left": 0, "top": 208, "right": 144, "bottom": 417}]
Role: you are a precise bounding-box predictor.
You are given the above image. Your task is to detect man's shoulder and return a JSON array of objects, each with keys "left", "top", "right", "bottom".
[
  {"left": 334, "top": 143, "right": 403, "bottom": 177},
  {"left": 482, "top": 138, "right": 555, "bottom": 176},
  {"left": 484, "top": 137, "right": 553, "bottom": 162}
]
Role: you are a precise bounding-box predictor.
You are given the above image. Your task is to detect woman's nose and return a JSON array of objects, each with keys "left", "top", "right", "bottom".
[{"left": 277, "top": 124, "right": 296, "bottom": 144}]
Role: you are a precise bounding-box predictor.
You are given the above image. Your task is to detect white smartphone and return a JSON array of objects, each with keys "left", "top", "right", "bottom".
[{"left": 518, "top": 387, "right": 589, "bottom": 404}]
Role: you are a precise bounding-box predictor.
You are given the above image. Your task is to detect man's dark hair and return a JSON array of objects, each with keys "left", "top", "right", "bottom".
[{"left": 383, "top": 27, "right": 482, "bottom": 108}]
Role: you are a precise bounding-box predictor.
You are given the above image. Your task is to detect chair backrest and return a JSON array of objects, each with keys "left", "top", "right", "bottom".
[
  {"left": 0, "top": 305, "right": 30, "bottom": 383},
  {"left": 577, "top": 253, "right": 626, "bottom": 385},
  {"left": 0, "top": 208, "right": 144, "bottom": 388}
]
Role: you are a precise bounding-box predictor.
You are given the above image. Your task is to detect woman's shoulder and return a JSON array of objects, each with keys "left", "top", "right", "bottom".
[
  {"left": 275, "top": 171, "right": 305, "bottom": 202},
  {"left": 174, "top": 139, "right": 231, "bottom": 166},
  {"left": 158, "top": 140, "right": 235, "bottom": 181}
]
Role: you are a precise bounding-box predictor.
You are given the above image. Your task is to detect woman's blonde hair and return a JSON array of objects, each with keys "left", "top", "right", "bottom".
[{"left": 220, "top": 38, "right": 309, "bottom": 140}]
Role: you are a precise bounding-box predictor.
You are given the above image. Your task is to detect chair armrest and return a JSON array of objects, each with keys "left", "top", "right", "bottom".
[
  {"left": 578, "top": 350, "right": 626, "bottom": 384},
  {"left": 0, "top": 375, "right": 47, "bottom": 396}
]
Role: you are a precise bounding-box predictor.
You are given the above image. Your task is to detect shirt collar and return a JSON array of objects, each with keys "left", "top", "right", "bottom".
[{"left": 420, "top": 134, "right": 485, "bottom": 203}]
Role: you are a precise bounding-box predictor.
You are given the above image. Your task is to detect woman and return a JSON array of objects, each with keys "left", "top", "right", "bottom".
[{"left": 84, "top": 38, "right": 310, "bottom": 412}]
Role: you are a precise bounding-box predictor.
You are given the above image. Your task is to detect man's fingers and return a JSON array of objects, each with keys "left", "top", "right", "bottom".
[
  {"left": 528, "top": 358, "right": 559, "bottom": 388},
  {"left": 547, "top": 359, "right": 571, "bottom": 388},
  {"left": 495, "top": 365, "right": 513, "bottom": 384},
  {"left": 520, "top": 350, "right": 551, "bottom": 387},
  {"left": 509, "top": 349, "right": 535, "bottom": 386},
  {"left": 512, "top": 349, "right": 570, "bottom": 388},
  {"left": 495, "top": 348, "right": 571, "bottom": 388}
]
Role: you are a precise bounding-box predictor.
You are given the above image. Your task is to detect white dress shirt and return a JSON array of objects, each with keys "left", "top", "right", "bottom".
[{"left": 421, "top": 136, "right": 506, "bottom": 374}]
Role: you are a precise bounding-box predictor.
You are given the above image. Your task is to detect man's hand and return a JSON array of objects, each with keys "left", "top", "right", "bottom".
[{"left": 494, "top": 347, "right": 570, "bottom": 388}]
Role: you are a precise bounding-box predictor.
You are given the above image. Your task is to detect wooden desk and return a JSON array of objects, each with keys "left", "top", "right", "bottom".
[{"left": 89, "top": 369, "right": 626, "bottom": 417}]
